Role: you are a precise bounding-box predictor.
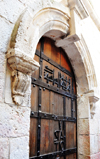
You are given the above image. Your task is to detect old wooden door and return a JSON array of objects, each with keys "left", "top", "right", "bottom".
[{"left": 30, "top": 37, "right": 77, "bottom": 159}]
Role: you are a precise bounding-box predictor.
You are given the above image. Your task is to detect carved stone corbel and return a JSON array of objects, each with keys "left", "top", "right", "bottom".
[
  {"left": 7, "top": 48, "right": 40, "bottom": 105},
  {"left": 88, "top": 90, "right": 99, "bottom": 119},
  {"left": 89, "top": 95, "right": 99, "bottom": 119}
]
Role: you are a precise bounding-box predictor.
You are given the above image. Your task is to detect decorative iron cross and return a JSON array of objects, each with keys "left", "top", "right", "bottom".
[{"left": 54, "top": 121, "right": 64, "bottom": 151}]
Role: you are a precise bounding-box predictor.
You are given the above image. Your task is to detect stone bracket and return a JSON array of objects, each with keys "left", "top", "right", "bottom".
[
  {"left": 7, "top": 48, "right": 40, "bottom": 105},
  {"left": 86, "top": 90, "right": 99, "bottom": 119}
]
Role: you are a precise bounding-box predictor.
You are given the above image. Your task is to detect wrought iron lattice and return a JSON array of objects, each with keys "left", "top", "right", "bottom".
[{"left": 44, "top": 66, "right": 71, "bottom": 92}]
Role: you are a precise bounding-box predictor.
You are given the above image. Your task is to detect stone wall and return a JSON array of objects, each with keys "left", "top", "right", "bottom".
[{"left": 0, "top": 0, "right": 100, "bottom": 159}]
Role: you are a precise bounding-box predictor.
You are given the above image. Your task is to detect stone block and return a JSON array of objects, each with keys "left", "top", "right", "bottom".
[
  {"left": 90, "top": 119, "right": 99, "bottom": 135},
  {"left": 90, "top": 135, "right": 99, "bottom": 155},
  {"left": 0, "top": 0, "right": 25, "bottom": 24},
  {"left": 77, "top": 95, "right": 90, "bottom": 119},
  {"left": 0, "top": 103, "right": 30, "bottom": 138},
  {"left": 78, "top": 135, "right": 90, "bottom": 156},
  {"left": 0, "top": 53, "right": 6, "bottom": 102},
  {"left": 78, "top": 118, "right": 90, "bottom": 135},
  {"left": 26, "top": 0, "right": 43, "bottom": 12},
  {"left": 10, "top": 136, "right": 29, "bottom": 159},
  {"left": 0, "top": 17, "right": 13, "bottom": 53},
  {"left": 0, "top": 138, "right": 9, "bottom": 159},
  {"left": 79, "top": 155, "right": 90, "bottom": 159},
  {"left": 79, "top": 153, "right": 100, "bottom": 159}
]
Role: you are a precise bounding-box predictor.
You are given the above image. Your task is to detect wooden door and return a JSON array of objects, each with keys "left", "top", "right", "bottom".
[{"left": 30, "top": 37, "right": 77, "bottom": 159}]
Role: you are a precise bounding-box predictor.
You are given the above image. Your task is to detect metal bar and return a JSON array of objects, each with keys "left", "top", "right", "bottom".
[
  {"left": 37, "top": 38, "right": 44, "bottom": 156},
  {"left": 63, "top": 97, "right": 66, "bottom": 159},
  {"left": 30, "top": 147, "right": 77, "bottom": 159},
  {"left": 30, "top": 111, "right": 76, "bottom": 123},
  {"left": 32, "top": 78, "right": 77, "bottom": 99},
  {"left": 71, "top": 78, "right": 74, "bottom": 118},
  {"left": 75, "top": 98, "right": 78, "bottom": 159},
  {"left": 71, "top": 99, "right": 73, "bottom": 118},
  {"left": 35, "top": 50, "right": 73, "bottom": 77}
]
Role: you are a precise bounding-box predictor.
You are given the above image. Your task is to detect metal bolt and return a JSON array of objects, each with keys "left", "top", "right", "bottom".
[
  {"left": 39, "top": 75, "right": 42, "bottom": 78},
  {"left": 34, "top": 78, "right": 36, "bottom": 81},
  {"left": 48, "top": 58, "right": 50, "bottom": 61},
  {"left": 44, "top": 114, "right": 47, "bottom": 117},
  {"left": 48, "top": 84, "right": 50, "bottom": 87},
  {"left": 40, "top": 59, "right": 42, "bottom": 62},
  {"left": 39, "top": 87, "right": 41, "bottom": 90},
  {"left": 43, "top": 88, "right": 45, "bottom": 91},
  {"left": 38, "top": 125, "right": 41, "bottom": 128},
  {"left": 33, "top": 85, "right": 35, "bottom": 87},
  {"left": 39, "top": 104, "right": 41, "bottom": 107},
  {"left": 31, "top": 111, "right": 34, "bottom": 115}
]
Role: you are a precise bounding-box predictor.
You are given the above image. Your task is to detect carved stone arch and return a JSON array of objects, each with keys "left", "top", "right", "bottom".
[{"left": 6, "top": 1, "right": 99, "bottom": 158}]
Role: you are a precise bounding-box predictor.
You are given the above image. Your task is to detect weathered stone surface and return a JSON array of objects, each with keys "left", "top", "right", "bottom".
[
  {"left": 0, "top": 138, "right": 9, "bottom": 159},
  {"left": 78, "top": 135, "right": 90, "bottom": 156},
  {"left": 0, "top": 52, "right": 6, "bottom": 102},
  {"left": 78, "top": 118, "right": 90, "bottom": 135},
  {"left": 10, "top": 136, "right": 29, "bottom": 159},
  {"left": 90, "top": 119, "right": 99, "bottom": 135},
  {"left": 0, "top": 17, "right": 13, "bottom": 53},
  {"left": 5, "top": 66, "right": 31, "bottom": 107},
  {"left": 77, "top": 95, "right": 90, "bottom": 119},
  {"left": 0, "top": 103, "right": 30, "bottom": 137},
  {"left": 90, "top": 135, "right": 99, "bottom": 155},
  {"left": 79, "top": 154, "right": 90, "bottom": 159},
  {"left": 0, "top": 0, "right": 25, "bottom": 24},
  {"left": 79, "top": 153, "right": 100, "bottom": 159}
]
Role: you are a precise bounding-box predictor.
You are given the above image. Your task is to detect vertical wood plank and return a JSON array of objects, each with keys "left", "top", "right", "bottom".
[
  {"left": 60, "top": 49, "right": 72, "bottom": 72},
  {"left": 43, "top": 37, "right": 51, "bottom": 58},
  {"left": 31, "top": 86, "right": 38, "bottom": 112},
  {"left": 49, "top": 91, "right": 54, "bottom": 114},
  {"left": 40, "top": 119, "right": 49, "bottom": 154},
  {"left": 68, "top": 122, "right": 74, "bottom": 149},
  {"left": 49, "top": 120, "right": 55, "bottom": 152},
  {"left": 29, "top": 118, "right": 37, "bottom": 157},
  {"left": 41, "top": 89, "right": 50, "bottom": 113},
  {"left": 51, "top": 39, "right": 61, "bottom": 65},
  {"left": 66, "top": 98, "right": 71, "bottom": 117}
]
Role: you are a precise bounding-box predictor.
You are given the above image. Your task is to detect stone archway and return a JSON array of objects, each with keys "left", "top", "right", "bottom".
[{"left": 6, "top": 1, "right": 98, "bottom": 158}]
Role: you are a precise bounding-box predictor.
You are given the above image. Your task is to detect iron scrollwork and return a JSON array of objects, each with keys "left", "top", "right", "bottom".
[
  {"left": 54, "top": 121, "right": 64, "bottom": 151},
  {"left": 44, "top": 65, "right": 71, "bottom": 92}
]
